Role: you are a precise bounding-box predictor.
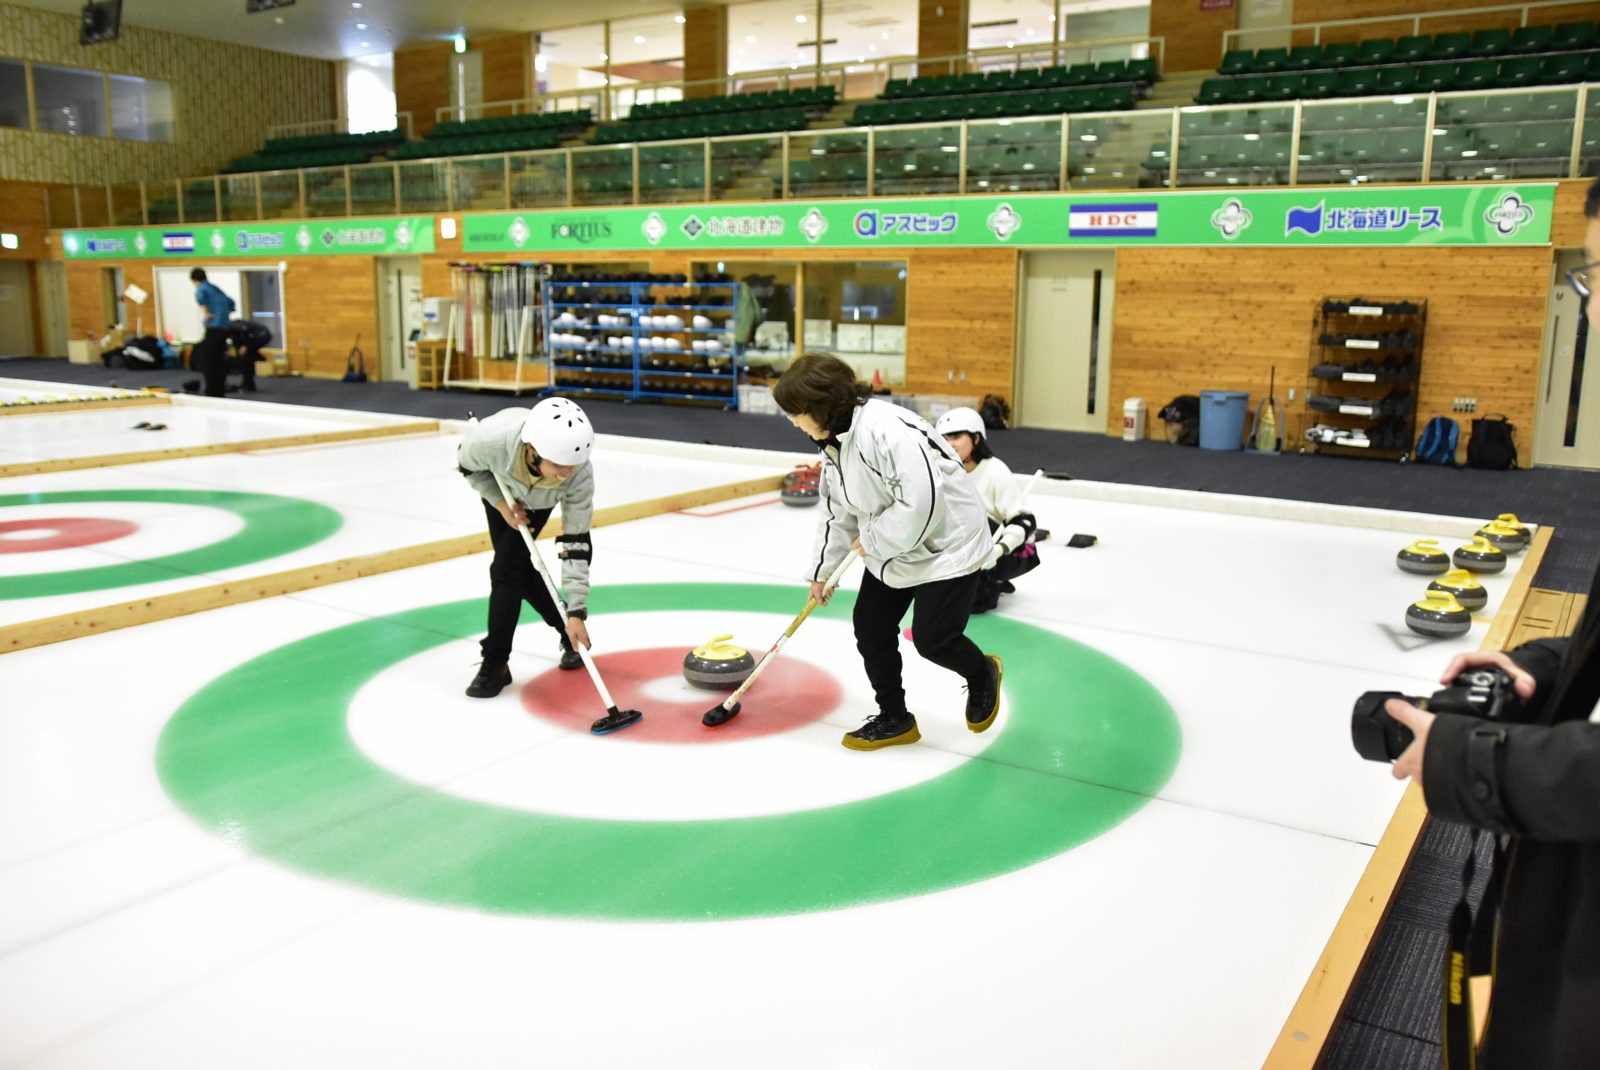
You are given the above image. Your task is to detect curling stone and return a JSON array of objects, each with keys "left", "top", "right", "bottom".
[
  {"left": 1475, "top": 518, "right": 1528, "bottom": 553},
  {"left": 1427, "top": 569, "right": 1488, "bottom": 613},
  {"left": 1406, "top": 589, "right": 1472, "bottom": 639},
  {"left": 1490, "top": 513, "right": 1531, "bottom": 545},
  {"left": 781, "top": 463, "right": 821, "bottom": 507},
  {"left": 1396, "top": 539, "right": 1450, "bottom": 575},
  {"left": 683, "top": 634, "right": 756, "bottom": 691},
  {"left": 1453, "top": 535, "right": 1507, "bottom": 574}
]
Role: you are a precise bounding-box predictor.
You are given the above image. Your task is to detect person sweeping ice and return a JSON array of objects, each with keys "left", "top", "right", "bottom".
[
  {"left": 773, "top": 354, "right": 1002, "bottom": 751},
  {"left": 457, "top": 398, "right": 596, "bottom": 699}
]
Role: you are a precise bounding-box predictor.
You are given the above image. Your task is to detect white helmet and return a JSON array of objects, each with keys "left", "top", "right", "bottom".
[
  {"left": 935, "top": 406, "right": 986, "bottom": 438},
  {"left": 520, "top": 397, "right": 594, "bottom": 465}
]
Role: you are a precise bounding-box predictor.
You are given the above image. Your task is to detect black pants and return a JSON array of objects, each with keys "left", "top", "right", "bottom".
[
  {"left": 481, "top": 500, "right": 566, "bottom": 664},
  {"left": 229, "top": 343, "right": 259, "bottom": 390},
  {"left": 193, "top": 327, "right": 231, "bottom": 397},
  {"left": 853, "top": 567, "right": 988, "bottom": 718}
]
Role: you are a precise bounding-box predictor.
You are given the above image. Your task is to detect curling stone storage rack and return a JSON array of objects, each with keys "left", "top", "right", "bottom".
[
  {"left": 1301, "top": 296, "right": 1427, "bottom": 462},
  {"left": 442, "top": 261, "right": 552, "bottom": 395},
  {"left": 544, "top": 276, "right": 745, "bottom": 409}
]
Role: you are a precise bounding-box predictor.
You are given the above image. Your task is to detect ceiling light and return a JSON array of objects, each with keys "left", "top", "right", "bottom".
[
  {"left": 881, "top": 31, "right": 889, "bottom": 39},
  {"left": 356, "top": 22, "right": 366, "bottom": 29},
  {"left": 795, "top": 14, "right": 806, "bottom": 22},
  {"left": 745, "top": 34, "right": 757, "bottom": 43},
  {"left": 868, "top": 44, "right": 875, "bottom": 52},
  {"left": 454, "top": 35, "right": 465, "bottom": 53},
  {"left": 351, "top": 2, "right": 361, "bottom": 7},
  {"left": 367, "top": 57, "right": 380, "bottom": 66},
  {"left": 634, "top": 35, "right": 646, "bottom": 43},
  {"left": 599, "top": 52, "right": 608, "bottom": 60}
]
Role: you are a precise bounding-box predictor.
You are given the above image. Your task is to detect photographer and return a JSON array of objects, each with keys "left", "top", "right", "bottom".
[{"left": 1382, "top": 177, "right": 1600, "bottom": 1070}]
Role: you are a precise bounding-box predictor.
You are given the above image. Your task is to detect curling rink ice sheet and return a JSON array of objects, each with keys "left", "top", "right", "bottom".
[
  {"left": 0, "top": 466, "right": 1537, "bottom": 1070},
  {"left": 0, "top": 430, "right": 800, "bottom": 628}
]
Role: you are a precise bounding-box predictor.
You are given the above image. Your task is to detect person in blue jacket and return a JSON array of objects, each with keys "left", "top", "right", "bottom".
[{"left": 189, "top": 268, "right": 236, "bottom": 397}]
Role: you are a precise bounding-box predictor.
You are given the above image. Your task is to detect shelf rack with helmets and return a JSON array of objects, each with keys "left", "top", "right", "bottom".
[
  {"left": 544, "top": 275, "right": 745, "bottom": 409},
  {"left": 1301, "top": 296, "right": 1427, "bottom": 462}
]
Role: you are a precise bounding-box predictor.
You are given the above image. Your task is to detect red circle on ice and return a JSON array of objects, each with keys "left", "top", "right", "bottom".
[
  {"left": 520, "top": 646, "right": 843, "bottom": 742},
  {"left": 0, "top": 516, "right": 139, "bottom": 553}
]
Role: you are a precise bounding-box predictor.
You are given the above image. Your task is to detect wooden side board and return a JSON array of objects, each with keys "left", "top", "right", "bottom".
[
  {"left": 0, "top": 395, "right": 169, "bottom": 418},
  {"left": 1262, "top": 524, "right": 1554, "bottom": 1068},
  {"left": 0, "top": 420, "right": 440, "bottom": 478},
  {"left": 0, "top": 473, "right": 786, "bottom": 654}
]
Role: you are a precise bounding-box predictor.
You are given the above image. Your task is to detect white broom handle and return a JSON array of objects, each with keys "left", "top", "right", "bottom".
[{"left": 719, "top": 550, "right": 861, "bottom": 708}]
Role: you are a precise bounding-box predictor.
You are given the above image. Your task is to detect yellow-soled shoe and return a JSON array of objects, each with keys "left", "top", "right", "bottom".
[
  {"left": 842, "top": 712, "right": 921, "bottom": 751},
  {"left": 965, "top": 654, "right": 1003, "bottom": 733}
]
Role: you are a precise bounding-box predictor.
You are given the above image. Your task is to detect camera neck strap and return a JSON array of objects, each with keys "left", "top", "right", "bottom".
[{"left": 1442, "top": 829, "right": 1505, "bottom": 1070}]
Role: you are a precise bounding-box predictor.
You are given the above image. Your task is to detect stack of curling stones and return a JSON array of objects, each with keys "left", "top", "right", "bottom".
[
  {"left": 682, "top": 634, "right": 757, "bottom": 690},
  {"left": 1395, "top": 514, "right": 1530, "bottom": 637},
  {"left": 1406, "top": 590, "right": 1472, "bottom": 639},
  {"left": 781, "top": 462, "right": 821, "bottom": 507}
]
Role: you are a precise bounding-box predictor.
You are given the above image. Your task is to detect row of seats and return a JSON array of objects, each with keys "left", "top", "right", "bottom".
[
  {"left": 427, "top": 111, "right": 591, "bottom": 138},
  {"left": 627, "top": 86, "right": 833, "bottom": 120},
  {"left": 589, "top": 107, "right": 809, "bottom": 145},
  {"left": 850, "top": 84, "right": 1135, "bottom": 126},
  {"left": 1199, "top": 52, "right": 1600, "bottom": 103},
  {"left": 883, "top": 58, "right": 1156, "bottom": 98},
  {"left": 1218, "top": 22, "right": 1600, "bottom": 75},
  {"left": 221, "top": 146, "right": 378, "bottom": 173},
  {"left": 389, "top": 130, "right": 562, "bottom": 160},
  {"left": 1147, "top": 124, "right": 1585, "bottom": 176},
  {"left": 260, "top": 128, "right": 404, "bottom": 154}
]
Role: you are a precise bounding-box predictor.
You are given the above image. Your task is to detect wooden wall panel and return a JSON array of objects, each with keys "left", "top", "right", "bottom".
[
  {"left": 1109, "top": 246, "right": 1553, "bottom": 465},
  {"left": 1293, "top": 0, "right": 1599, "bottom": 41},
  {"left": 1150, "top": 0, "right": 1236, "bottom": 72},
  {"left": 63, "top": 258, "right": 155, "bottom": 340},
  {"left": 918, "top": 0, "right": 969, "bottom": 76},
  {"left": 480, "top": 34, "right": 532, "bottom": 108},
  {"left": 0, "top": 181, "right": 50, "bottom": 261},
  {"left": 1552, "top": 177, "right": 1594, "bottom": 249},
  {"left": 396, "top": 42, "right": 452, "bottom": 139},
  {"left": 684, "top": 6, "right": 729, "bottom": 97},
  {"left": 282, "top": 257, "right": 382, "bottom": 379},
  {"left": 905, "top": 248, "right": 1017, "bottom": 400}
]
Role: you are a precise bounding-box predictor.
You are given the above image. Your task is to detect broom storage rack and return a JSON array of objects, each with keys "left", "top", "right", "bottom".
[
  {"left": 545, "top": 279, "right": 745, "bottom": 409},
  {"left": 1301, "top": 296, "right": 1427, "bottom": 461}
]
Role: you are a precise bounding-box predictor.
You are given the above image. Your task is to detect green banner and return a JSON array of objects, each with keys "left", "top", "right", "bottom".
[
  {"left": 62, "top": 217, "right": 435, "bottom": 259},
  {"left": 462, "top": 185, "right": 1554, "bottom": 252}
]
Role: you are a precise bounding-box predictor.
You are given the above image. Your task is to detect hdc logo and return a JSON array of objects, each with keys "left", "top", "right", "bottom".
[{"left": 1067, "top": 203, "right": 1158, "bottom": 238}]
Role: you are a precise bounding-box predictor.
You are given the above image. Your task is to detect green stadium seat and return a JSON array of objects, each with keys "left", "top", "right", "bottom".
[
  {"left": 1553, "top": 22, "right": 1599, "bottom": 51},
  {"left": 1376, "top": 66, "right": 1418, "bottom": 93},
  {"left": 1095, "top": 59, "right": 1130, "bottom": 81},
  {"left": 1394, "top": 35, "right": 1434, "bottom": 62},
  {"left": 1432, "top": 32, "right": 1472, "bottom": 60},
  {"left": 1335, "top": 68, "right": 1378, "bottom": 96},
  {"left": 1508, "top": 25, "right": 1555, "bottom": 53},
  {"left": 1095, "top": 84, "right": 1136, "bottom": 110},
  {"left": 1543, "top": 52, "right": 1588, "bottom": 83},
  {"left": 1196, "top": 78, "right": 1231, "bottom": 105},
  {"left": 1413, "top": 62, "right": 1458, "bottom": 92},
  {"left": 1588, "top": 50, "right": 1600, "bottom": 78},
  {"left": 1252, "top": 48, "right": 1290, "bottom": 73},
  {"left": 1218, "top": 50, "right": 1253, "bottom": 75},
  {"left": 1059, "top": 63, "right": 1094, "bottom": 86},
  {"left": 1498, "top": 55, "right": 1543, "bottom": 87},
  {"left": 1262, "top": 74, "right": 1303, "bottom": 101},
  {"left": 1518, "top": 122, "right": 1574, "bottom": 160},
  {"left": 1231, "top": 75, "right": 1268, "bottom": 102},
  {"left": 1457, "top": 58, "right": 1499, "bottom": 89},
  {"left": 1470, "top": 28, "right": 1512, "bottom": 56},
  {"left": 1301, "top": 70, "right": 1341, "bottom": 98},
  {"left": 1355, "top": 39, "right": 1396, "bottom": 64},
  {"left": 1127, "top": 57, "right": 1158, "bottom": 82},
  {"left": 1321, "top": 42, "right": 1358, "bottom": 67}
]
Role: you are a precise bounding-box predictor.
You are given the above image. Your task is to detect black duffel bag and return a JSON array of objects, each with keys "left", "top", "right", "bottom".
[{"left": 1467, "top": 414, "right": 1518, "bottom": 470}]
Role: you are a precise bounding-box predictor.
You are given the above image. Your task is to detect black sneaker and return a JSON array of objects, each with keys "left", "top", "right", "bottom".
[
  {"left": 465, "top": 661, "right": 511, "bottom": 698},
  {"left": 559, "top": 643, "right": 583, "bottom": 671},
  {"left": 964, "top": 655, "right": 1003, "bottom": 733},
  {"left": 841, "top": 711, "right": 920, "bottom": 751}
]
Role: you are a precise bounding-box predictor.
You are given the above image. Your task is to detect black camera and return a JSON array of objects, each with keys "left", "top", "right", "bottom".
[{"left": 1352, "top": 668, "right": 1521, "bottom": 763}]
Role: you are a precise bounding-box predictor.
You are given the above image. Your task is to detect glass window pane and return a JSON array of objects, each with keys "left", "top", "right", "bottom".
[
  {"left": 109, "top": 74, "right": 174, "bottom": 142},
  {"left": 609, "top": 12, "right": 683, "bottom": 117},
  {"left": 1295, "top": 96, "right": 1426, "bottom": 186},
  {"left": 874, "top": 124, "right": 963, "bottom": 196},
  {"left": 33, "top": 63, "right": 107, "bottom": 137},
  {"left": 345, "top": 55, "right": 396, "bottom": 135},
  {"left": 0, "top": 60, "right": 27, "bottom": 129},
  {"left": 1175, "top": 103, "right": 1296, "bottom": 188},
  {"left": 538, "top": 23, "right": 608, "bottom": 98},
  {"left": 968, "top": 117, "right": 1063, "bottom": 193},
  {"left": 244, "top": 271, "right": 284, "bottom": 350},
  {"left": 1432, "top": 89, "right": 1576, "bottom": 183},
  {"left": 729, "top": 0, "right": 813, "bottom": 78},
  {"left": 803, "top": 261, "right": 907, "bottom": 385}
]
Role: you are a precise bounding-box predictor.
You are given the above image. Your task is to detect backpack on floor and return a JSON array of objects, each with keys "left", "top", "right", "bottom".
[
  {"left": 1158, "top": 395, "right": 1201, "bottom": 446},
  {"left": 1414, "top": 416, "right": 1459, "bottom": 465},
  {"left": 1466, "top": 415, "right": 1518, "bottom": 470}
]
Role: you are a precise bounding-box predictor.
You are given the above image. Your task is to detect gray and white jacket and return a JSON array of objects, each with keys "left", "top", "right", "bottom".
[
  {"left": 457, "top": 407, "right": 593, "bottom": 615},
  {"left": 810, "top": 398, "right": 990, "bottom": 590}
]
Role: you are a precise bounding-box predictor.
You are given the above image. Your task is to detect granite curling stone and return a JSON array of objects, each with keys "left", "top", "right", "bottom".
[
  {"left": 1452, "top": 535, "right": 1507, "bottom": 574},
  {"left": 683, "top": 634, "right": 757, "bottom": 690},
  {"left": 1397, "top": 538, "right": 1450, "bottom": 575},
  {"left": 1406, "top": 590, "right": 1472, "bottom": 639},
  {"left": 1427, "top": 569, "right": 1488, "bottom": 613}
]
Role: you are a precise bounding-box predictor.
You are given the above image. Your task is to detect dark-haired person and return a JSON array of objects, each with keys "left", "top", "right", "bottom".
[
  {"left": 936, "top": 406, "right": 1041, "bottom": 613},
  {"left": 189, "top": 268, "right": 236, "bottom": 398},
  {"left": 774, "top": 353, "right": 1000, "bottom": 751},
  {"left": 1381, "top": 176, "right": 1600, "bottom": 1069}
]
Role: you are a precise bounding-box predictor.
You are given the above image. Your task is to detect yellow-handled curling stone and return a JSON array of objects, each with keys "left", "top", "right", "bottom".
[
  {"left": 1476, "top": 516, "right": 1529, "bottom": 553},
  {"left": 683, "top": 634, "right": 757, "bottom": 690},
  {"left": 1427, "top": 569, "right": 1488, "bottom": 613},
  {"left": 1406, "top": 589, "right": 1472, "bottom": 639},
  {"left": 1397, "top": 539, "right": 1450, "bottom": 575},
  {"left": 1453, "top": 535, "right": 1507, "bottom": 574}
]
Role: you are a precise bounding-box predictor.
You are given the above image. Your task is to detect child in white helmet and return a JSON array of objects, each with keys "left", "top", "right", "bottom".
[
  {"left": 456, "top": 398, "right": 596, "bottom": 698},
  {"left": 935, "top": 406, "right": 1041, "bottom": 613}
]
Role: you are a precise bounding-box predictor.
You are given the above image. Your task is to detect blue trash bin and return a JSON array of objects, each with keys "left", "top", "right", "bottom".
[{"left": 1199, "top": 390, "right": 1250, "bottom": 450}]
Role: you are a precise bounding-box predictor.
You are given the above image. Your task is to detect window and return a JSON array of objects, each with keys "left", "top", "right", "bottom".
[
  {"left": 109, "top": 73, "right": 174, "bottom": 142},
  {"left": 729, "top": 0, "right": 814, "bottom": 77},
  {"left": 32, "top": 63, "right": 107, "bottom": 136},
  {"left": 0, "top": 59, "right": 27, "bottom": 129},
  {"left": 538, "top": 23, "right": 609, "bottom": 95},
  {"left": 609, "top": 12, "right": 683, "bottom": 109},
  {"left": 345, "top": 54, "right": 396, "bottom": 134},
  {"left": 243, "top": 271, "right": 284, "bottom": 349},
  {"left": 803, "top": 261, "right": 908, "bottom": 385}
]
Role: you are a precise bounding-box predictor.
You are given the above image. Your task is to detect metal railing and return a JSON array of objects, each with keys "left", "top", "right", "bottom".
[
  {"left": 1225, "top": 0, "right": 1600, "bottom": 50},
  {"left": 436, "top": 34, "right": 1166, "bottom": 127},
  {"left": 47, "top": 83, "right": 1599, "bottom": 230},
  {"left": 266, "top": 112, "right": 415, "bottom": 141}
]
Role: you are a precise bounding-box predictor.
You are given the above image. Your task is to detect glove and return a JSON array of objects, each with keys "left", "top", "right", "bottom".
[{"left": 983, "top": 542, "right": 1005, "bottom": 569}]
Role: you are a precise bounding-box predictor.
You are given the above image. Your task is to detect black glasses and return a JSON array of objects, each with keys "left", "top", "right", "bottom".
[{"left": 1566, "top": 261, "right": 1600, "bottom": 299}]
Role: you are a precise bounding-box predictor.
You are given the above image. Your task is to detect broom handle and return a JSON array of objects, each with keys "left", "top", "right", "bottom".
[{"left": 719, "top": 550, "right": 860, "bottom": 709}]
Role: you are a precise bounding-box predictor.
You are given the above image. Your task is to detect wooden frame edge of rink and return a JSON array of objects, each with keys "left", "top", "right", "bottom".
[
  {"left": 1262, "top": 524, "right": 1555, "bottom": 1069},
  {"left": 0, "top": 420, "right": 442, "bottom": 478},
  {"left": 0, "top": 395, "right": 171, "bottom": 418},
  {"left": 0, "top": 472, "right": 786, "bottom": 654}
]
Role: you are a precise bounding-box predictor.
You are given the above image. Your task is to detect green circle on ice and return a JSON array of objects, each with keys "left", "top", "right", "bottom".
[
  {"left": 0, "top": 489, "right": 342, "bottom": 600},
  {"left": 156, "top": 583, "right": 1182, "bottom": 921}
]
